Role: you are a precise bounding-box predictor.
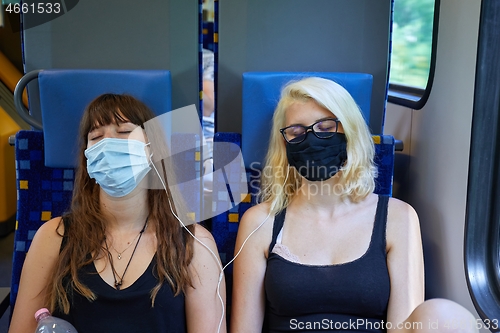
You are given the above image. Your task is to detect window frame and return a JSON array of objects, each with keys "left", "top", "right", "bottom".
[
  {"left": 465, "top": 0, "right": 500, "bottom": 324},
  {"left": 388, "top": 0, "right": 440, "bottom": 110}
]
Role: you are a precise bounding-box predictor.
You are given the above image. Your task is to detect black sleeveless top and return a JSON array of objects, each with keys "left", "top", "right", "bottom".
[
  {"left": 52, "top": 219, "right": 187, "bottom": 333},
  {"left": 264, "top": 195, "right": 391, "bottom": 333}
]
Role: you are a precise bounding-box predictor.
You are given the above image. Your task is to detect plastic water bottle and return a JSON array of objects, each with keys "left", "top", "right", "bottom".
[{"left": 34, "top": 308, "right": 78, "bottom": 333}]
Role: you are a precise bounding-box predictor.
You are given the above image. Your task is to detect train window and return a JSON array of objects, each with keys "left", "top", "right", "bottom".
[{"left": 388, "top": 0, "right": 440, "bottom": 110}]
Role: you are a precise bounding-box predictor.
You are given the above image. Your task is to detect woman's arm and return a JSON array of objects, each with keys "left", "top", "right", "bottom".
[
  {"left": 385, "top": 198, "right": 425, "bottom": 329},
  {"left": 185, "top": 224, "right": 226, "bottom": 333},
  {"left": 8, "top": 217, "right": 64, "bottom": 333},
  {"left": 231, "top": 204, "right": 274, "bottom": 333},
  {"left": 202, "top": 80, "right": 215, "bottom": 117}
]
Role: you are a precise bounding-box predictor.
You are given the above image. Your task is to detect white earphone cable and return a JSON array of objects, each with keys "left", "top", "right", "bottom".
[
  {"left": 222, "top": 165, "right": 290, "bottom": 271},
  {"left": 149, "top": 149, "right": 289, "bottom": 333},
  {"left": 149, "top": 160, "right": 225, "bottom": 333}
]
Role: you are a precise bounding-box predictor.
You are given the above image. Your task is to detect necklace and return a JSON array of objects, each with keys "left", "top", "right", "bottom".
[
  {"left": 104, "top": 216, "right": 149, "bottom": 290},
  {"left": 110, "top": 232, "right": 141, "bottom": 260}
]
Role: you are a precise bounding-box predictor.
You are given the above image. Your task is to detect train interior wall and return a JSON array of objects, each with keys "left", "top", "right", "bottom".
[
  {"left": 217, "top": 0, "right": 391, "bottom": 135},
  {"left": 21, "top": 0, "right": 199, "bottom": 123},
  {"left": 385, "top": 0, "right": 482, "bottom": 325}
]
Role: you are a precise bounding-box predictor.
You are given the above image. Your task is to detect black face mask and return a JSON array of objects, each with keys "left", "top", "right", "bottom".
[{"left": 285, "top": 133, "right": 348, "bottom": 181}]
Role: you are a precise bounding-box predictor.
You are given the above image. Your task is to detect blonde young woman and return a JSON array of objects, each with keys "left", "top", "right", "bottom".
[
  {"left": 9, "top": 94, "right": 225, "bottom": 333},
  {"left": 231, "top": 77, "right": 477, "bottom": 333}
]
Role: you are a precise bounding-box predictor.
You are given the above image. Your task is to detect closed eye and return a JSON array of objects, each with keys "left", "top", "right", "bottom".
[
  {"left": 288, "top": 126, "right": 306, "bottom": 135},
  {"left": 88, "top": 130, "right": 103, "bottom": 140},
  {"left": 317, "top": 125, "right": 335, "bottom": 131},
  {"left": 314, "top": 119, "right": 338, "bottom": 132}
]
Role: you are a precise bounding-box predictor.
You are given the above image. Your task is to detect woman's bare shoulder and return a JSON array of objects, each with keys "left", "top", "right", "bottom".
[
  {"left": 386, "top": 197, "right": 420, "bottom": 246},
  {"left": 35, "top": 216, "right": 65, "bottom": 239},
  {"left": 240, "top": 202, "right": 273, "bottom": 228},
  {"left": 29, "top": 216, "right": 65, "bottom": 254},
  {"left": 8, "top": 217, "right": 64, "bottom": 333},
  {"left": 235, "top": 202, "right": 275, "bottom": 255},
  {"left": 190, "top": 224, "right": 221, "bottom": 264},
  {"left": 387, "top": 197, "right": 418, "bottom": 223},
  {"left": 192, "top": 223, "right": 217, "bottom": 245}
]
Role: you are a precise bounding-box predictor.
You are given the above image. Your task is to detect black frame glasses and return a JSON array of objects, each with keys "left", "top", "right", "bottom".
[{"left": 279, "top": 118, "right": 340, "bottom": 144}]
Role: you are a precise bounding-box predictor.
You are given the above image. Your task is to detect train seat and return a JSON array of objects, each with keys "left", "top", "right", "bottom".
[
  {"left": 7, "top": 69, "right": 175, "bottom": 318},
  {"left": 211, "top": 72, "right": 396, "bottom": 278}
]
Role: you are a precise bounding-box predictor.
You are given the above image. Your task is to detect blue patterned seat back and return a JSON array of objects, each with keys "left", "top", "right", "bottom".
[
  {"left": 11, "top": 130, "right": 74, "bottom": 309},
  {"left": 11, "top": 69, "right": 173, "bottom": 315},
  {"left": 202, "top": 22, "right": 215, "bottom": 52}
]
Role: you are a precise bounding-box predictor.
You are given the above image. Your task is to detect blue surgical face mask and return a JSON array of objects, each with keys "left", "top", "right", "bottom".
[{"left": 85, "top": 138, "right": 152, "bottom": 197}]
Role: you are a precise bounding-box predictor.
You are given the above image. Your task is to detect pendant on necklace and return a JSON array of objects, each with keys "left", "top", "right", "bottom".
[{"left": 117, "top": 253, "right": 122, "bottom": 260}]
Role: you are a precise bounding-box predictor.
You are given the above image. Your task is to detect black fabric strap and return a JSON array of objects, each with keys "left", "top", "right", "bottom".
[
  {"left": 60, "top": 216, "right": 70, "bottom": 253},
  {"left": 373, "top": 195, "right": 389, "bottom": 251},
  {"left": 269, "top": 208, "right": 287, "bottom": 253},
  {"left": 268, "top": 195, "right": 389, "bottom": 254}
]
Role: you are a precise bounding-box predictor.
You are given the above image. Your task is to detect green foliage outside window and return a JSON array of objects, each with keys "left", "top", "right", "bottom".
[{"left": 390, "top": 0, "right": 435, "bottom": 89}]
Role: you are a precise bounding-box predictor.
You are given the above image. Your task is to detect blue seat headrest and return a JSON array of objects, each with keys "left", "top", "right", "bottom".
[
  {"left": 39, "top": 69, "right": 172, "bottom": 168},
  {"left": 241, "top": 72, "right": 373, "bottom": 169}
]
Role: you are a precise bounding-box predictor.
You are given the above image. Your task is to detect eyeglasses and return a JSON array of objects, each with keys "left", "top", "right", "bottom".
[{"left": 279, "top": 118, "right": 340, "bottom": 144}]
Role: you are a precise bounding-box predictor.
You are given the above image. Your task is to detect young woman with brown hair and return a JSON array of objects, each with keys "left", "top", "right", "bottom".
[{"left": 9, "top": 94, "right": 225, "bottom": 333}]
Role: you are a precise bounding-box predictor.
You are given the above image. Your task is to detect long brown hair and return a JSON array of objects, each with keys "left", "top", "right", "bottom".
[{"left": 46, "top": 94, "right": 195, "bottom": 313}]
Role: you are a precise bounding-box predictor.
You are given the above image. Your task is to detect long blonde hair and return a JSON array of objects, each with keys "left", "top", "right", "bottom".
[{"left": 260, "top": 77, "right": 377, "bottom": 214}]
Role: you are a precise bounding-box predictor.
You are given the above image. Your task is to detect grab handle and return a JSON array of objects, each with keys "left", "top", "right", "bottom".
[{"left": 14, "top": 69, "right": 43, "bottom": 130}]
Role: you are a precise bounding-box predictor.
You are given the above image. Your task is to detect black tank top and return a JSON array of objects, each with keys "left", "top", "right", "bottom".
[
  {"left": 264, "top": 195, "right": 390, "bottom": 333},
  {"left": 52, "top": 219, "right": 187, "bottom": 333}
]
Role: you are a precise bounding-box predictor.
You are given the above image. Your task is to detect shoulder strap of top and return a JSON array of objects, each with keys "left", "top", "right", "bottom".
[
  {"left": 372, "top": 195, "right": 389, "bottom": 251},
  {"left": 60, "top": 216, "right": 70, "bottom": 253},
  {"left": 268, "top": 208, "right": 287, "bottom": 253}
]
